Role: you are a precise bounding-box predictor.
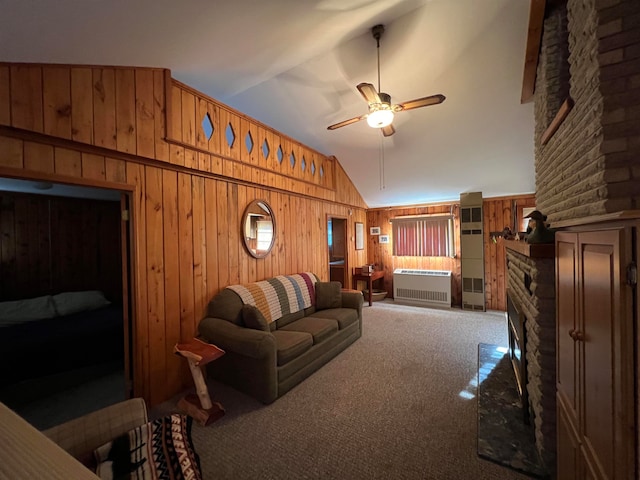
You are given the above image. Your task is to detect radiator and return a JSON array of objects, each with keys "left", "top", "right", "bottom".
[{"left": 393, "top": 269, "right": 452, "bottom": 307}]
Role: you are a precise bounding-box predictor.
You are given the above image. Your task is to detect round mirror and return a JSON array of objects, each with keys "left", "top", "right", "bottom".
[{"left": 242, "top": 199, "right": 276, "bottom": 258}]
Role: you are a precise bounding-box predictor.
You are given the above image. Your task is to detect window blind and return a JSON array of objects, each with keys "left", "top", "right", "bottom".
[{"left": 391, "top": 215, "right": 453, "bottom": 257}]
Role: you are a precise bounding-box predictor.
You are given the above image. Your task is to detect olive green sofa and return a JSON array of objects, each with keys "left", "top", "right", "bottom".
[{"left": 197, "top": 273, "right": 363, "bottom": 404}]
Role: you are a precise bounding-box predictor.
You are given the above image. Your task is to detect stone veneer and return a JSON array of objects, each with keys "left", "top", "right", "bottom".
[
  {"left": 535, "top": 0, "right": 640, "bottom": 223},
  {"left": 506, "top": 249, "right": 556, "bottom": 471}
]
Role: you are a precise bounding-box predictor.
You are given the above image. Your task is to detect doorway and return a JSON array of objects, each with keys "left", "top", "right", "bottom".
[
  {"left": 327, "top": 215, "right": 348, "bottom": 287},
  {"left": 0, "top": 177, "right": 134, "bottom": 429}
]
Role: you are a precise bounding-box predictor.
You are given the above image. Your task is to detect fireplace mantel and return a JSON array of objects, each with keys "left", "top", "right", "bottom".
[{"left": 504, "top": 240, "right": 554, "bottom": 258}]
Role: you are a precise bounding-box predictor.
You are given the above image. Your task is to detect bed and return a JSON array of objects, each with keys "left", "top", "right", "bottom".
[{"left": 0, "top": 291, "right": 124, "bottom": 387}]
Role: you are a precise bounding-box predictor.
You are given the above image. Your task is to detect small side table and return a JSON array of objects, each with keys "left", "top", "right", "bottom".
[
  {"left": 174, "top": 338, "right": 225, "bottom": 426},
  {"left": 352, "top": 269, "right": 385, "bottom": 306}
]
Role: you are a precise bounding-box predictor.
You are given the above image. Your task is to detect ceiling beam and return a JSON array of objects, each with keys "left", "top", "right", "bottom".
[{"left": 521, "top": 0, "right": 546, "bottom": 104}]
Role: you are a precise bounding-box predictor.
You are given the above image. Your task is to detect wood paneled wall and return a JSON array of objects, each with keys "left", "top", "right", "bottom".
[
  {"left": 483, "top": 195, "right": 536, "bottom": 311},
  {"left": 0, "top": 192, "right": 122, "bottom": 302},
  {"left": 366, "top": 204, "right": 462, "bottom": 305},
  {"left": 0, "top": 62, "right": 367, "bottom": 407},
  {"left": 366, "top": 194, "right": 536, "bottom": 311}
]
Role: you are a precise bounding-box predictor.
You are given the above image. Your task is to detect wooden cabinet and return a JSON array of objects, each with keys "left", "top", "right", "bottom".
[{"left": 556, "top": 226, "right": 636, "bottom": 479}]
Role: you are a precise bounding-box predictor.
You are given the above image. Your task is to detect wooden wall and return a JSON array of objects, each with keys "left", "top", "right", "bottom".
[
  {"left": 0, "top": 191, "right": 122, "bottom": 302},
  {"left": 366, "top": 194, "right": 536, "bottom": 311},
  {"left": 0, "top": 62, "right": 367, "bottom": 407},
  {"left": 366, "top": 204, "right": 462, "bottom": 305},
  {"left": 482, "top": 195, "right": 536, "bottom": 311}
]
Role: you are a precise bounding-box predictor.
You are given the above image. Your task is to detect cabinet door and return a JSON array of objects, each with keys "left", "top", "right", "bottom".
[
  {"left": 578, "top": 228, "right": 634, "bottom": 480},
  {"left": 557, "top": 400, "right": 581, "bottom": 480},
  {"left": 556, "top": 232, "right": 578, "bottom": 420}
]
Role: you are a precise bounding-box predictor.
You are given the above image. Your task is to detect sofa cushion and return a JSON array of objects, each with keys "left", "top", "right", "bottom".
[
  {"left": 271, "top": 330, "right": 313, "bottom": 366},
  {"left": 241, "top": 305, "right": 270, "bottom": 332},
  {"left": 316, "top": 281, "right": 342, "bottom": 310},
  {"left": 207, "top": 289, "right": 244, "bottom": 325},
  {"left": 275, "top": 309, "right": 304, "bottom": 329},
  {"left": 309, "top": 308, "right": 359, "bottom": 330},
  {"left": 280, "top": 317, "right": 338, "bottom": 345},
  {"left": 226, "top": 273, "right": 318, "bottom": 324}
]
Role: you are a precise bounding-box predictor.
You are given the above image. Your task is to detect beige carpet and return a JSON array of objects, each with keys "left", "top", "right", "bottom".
[{"left": 155, "top": 301, "right": 532, "bottom": 480}]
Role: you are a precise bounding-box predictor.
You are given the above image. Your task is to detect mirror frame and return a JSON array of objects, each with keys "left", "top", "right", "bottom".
[{"left": 242, "top": 199, "right": 276, "bottom": 259}]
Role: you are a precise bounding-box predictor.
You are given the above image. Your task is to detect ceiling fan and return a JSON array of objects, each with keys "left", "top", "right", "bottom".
[{"left": 327, "top": 24, "right": 445, "bottom": 137}]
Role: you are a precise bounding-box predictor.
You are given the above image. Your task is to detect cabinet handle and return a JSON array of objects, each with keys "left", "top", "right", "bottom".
[{"left": 568, "top": 329, "right": 584, "bottom": 341}]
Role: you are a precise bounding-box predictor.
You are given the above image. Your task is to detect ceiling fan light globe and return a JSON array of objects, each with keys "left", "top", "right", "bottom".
[{"left": 366, "top": 106, "right": 394, "bottom": 128}]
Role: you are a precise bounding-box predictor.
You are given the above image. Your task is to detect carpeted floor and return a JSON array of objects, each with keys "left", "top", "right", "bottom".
[
  {"left": 154, "top": 301, "right": 534, "bottom": 480},
  {"left": 477, "top": 343, "right": 548, "bottom": 479}
]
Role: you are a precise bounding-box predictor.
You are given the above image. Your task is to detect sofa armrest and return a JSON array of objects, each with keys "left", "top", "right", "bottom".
[
  {"left": 341, "top": 290, "right": 364, "bottom": 311},
  {"left": 1, "top": 402, "right": 99, "bottom": 479},
  {"left": 43, "top": 397, "right": 148, "bottom": 459},
  {"left": 198, "top": 317, "right": 275, "bottom": 359}
]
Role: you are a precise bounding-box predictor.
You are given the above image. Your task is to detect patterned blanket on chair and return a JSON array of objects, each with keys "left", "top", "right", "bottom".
[{"left": 227, "top": 272, "right": 318, "bottom": 323}]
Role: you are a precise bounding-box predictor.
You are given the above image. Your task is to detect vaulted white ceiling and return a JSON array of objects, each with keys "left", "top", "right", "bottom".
[{"left": 0, "top": 0, "right": 535, "bottom": 207}]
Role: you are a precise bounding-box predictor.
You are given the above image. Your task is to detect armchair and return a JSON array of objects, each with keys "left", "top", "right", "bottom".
[{"left": 0, "top": 398, "right": 148, "bottom": 480}]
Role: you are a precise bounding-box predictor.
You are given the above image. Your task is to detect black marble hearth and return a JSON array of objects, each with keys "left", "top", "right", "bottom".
[{"left": 477, "top": 343, "right": 548, "bottom": 479}]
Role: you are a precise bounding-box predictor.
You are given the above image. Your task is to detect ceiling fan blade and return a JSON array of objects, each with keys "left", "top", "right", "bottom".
[
  {"left": 381, "top": 124, "right": 395, "bottom": 137},
  {"left": 357, "top": 83, "right": 380, "bottom": 104},
  {"left": 327, "top": 114, "right": 367, "bottom": 130},
  {"left": 397, "top": 94, "right": 446, "bottom": 111}
]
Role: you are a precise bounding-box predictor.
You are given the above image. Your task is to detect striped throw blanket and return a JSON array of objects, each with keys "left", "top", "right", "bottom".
[{"left": 227, "top": 272, "right": 319, "bottom": 324}]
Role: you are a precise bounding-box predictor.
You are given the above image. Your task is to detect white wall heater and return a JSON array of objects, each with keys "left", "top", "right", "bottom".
[{"left": 393, "top": 269, "right": 452, "bottom": 308}]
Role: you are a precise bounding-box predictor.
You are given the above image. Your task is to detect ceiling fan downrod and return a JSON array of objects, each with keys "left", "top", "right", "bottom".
[{"left": 372, "top": 24, "right": 385, "bottom": 93}]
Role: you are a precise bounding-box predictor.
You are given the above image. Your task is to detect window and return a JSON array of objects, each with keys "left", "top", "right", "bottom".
[
  {"left": 256, "top": 220, "right": 273, "bottom": 252},
  {"left": 391, "top": 215, "right": 454, "bottom": 257}
]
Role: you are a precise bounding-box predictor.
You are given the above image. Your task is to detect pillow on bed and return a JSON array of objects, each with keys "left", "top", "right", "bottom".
[
  {"left": 0, "top": 295, "right": 57, "bottom": 326},
  {"left": 52, "top": 290, "right": 111, "bottom": 316}
]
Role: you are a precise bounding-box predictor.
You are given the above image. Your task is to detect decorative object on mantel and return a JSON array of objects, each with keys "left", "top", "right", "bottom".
[
  {"left": 490, "top": 226, "right": 517, "bottom": 243},
  {"left": 524, "top": 210, "right": 555, "bottom": 244}
]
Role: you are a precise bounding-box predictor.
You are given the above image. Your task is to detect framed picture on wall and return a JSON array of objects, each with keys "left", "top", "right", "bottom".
[
  {"left": 379, "top": 234, "right": 390, "bottom": 244},
  {"left": 370, "top": 226, "right": 381, "bottom": 235},
  {"left": 355, "top": 222, "right": 364, "bottom": 250}
]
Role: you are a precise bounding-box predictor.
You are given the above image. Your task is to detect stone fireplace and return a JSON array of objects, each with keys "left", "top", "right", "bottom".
[
  {"left": 516, "top": 0, "right": 640, "bottom": 474},
  {"left": 505, "top": 241, "right": 555, "bottom": 470}
]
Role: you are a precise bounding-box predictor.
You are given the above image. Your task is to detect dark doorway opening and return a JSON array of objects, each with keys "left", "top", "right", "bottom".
[
  {"left": 0, "top": 179, "right": 133, "bottom": 429},
  {"left": 327, "top": 216, "right": 348, "bottom": 287}
]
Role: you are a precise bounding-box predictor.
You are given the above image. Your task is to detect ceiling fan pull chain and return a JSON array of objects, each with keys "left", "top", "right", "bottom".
[{"left": 379, "top": 136, "right": 386, "bottom": 190}]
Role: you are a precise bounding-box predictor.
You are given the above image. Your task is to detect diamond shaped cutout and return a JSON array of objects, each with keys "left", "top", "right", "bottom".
[
  {"left": 225, "top": 123, "right": 235, "bottom": 148},
  {"left": 245, "top": 131, "right": 254, "bottom": 154},
  {"left": 301, "top": 156, "right": 306, "bottom": 172},
  {"left": 311, "top": 161, "right": 316, "bottom": 176},
  {"left": 201, "top": 113, "right": 214, "bottom": 141},
  {"left": 277, "top": 145, "right": 283, "bottom": 164},
  {"left": 262, "top": 139, "right": 270, "bottom": 159},
  {"left": 320, "top": 165, "right": 324, "bottom": 177},
  {"left": 290, "top": 152, "right": 296, "bottom": 168}
]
